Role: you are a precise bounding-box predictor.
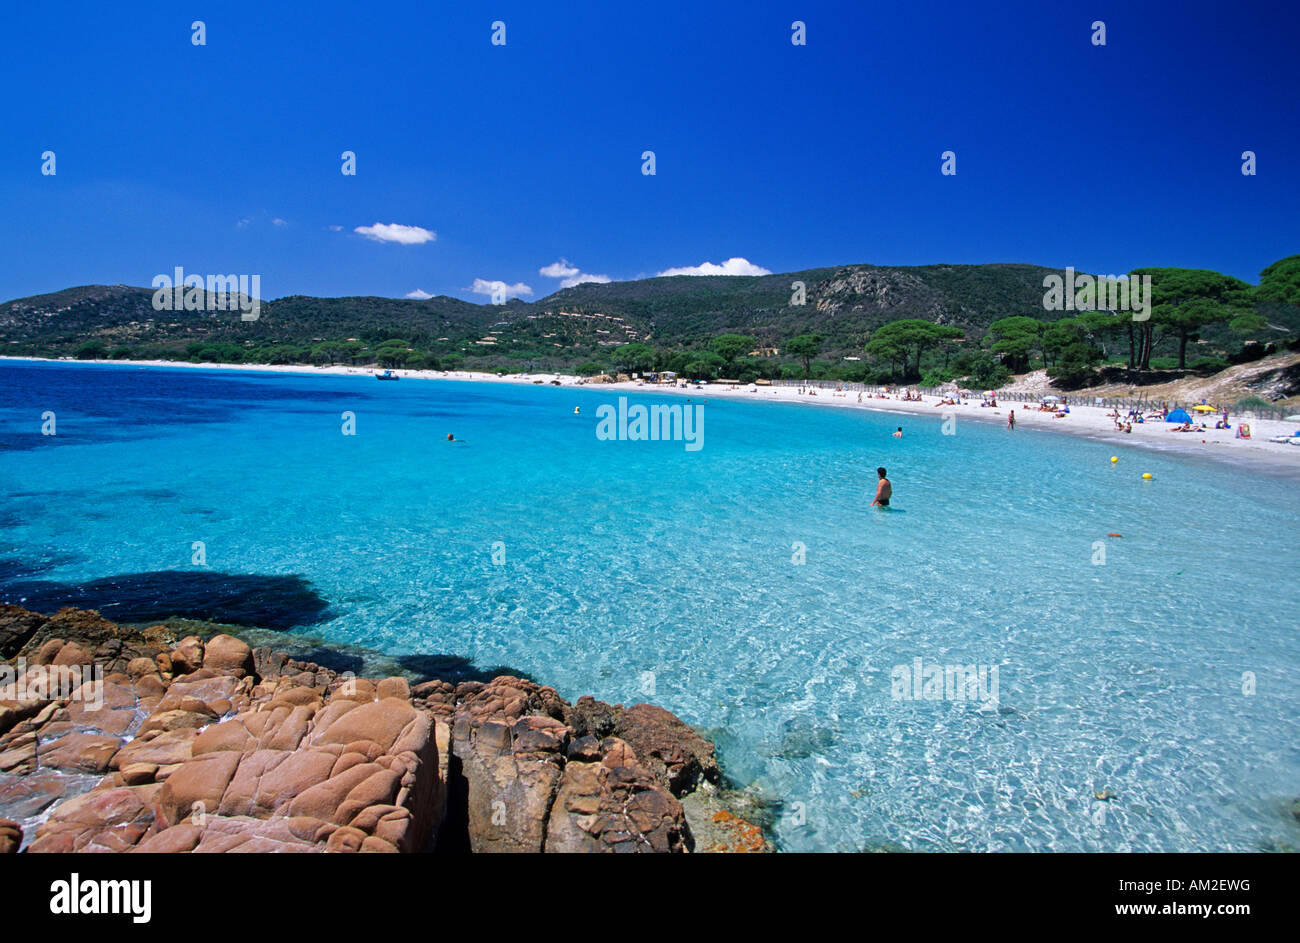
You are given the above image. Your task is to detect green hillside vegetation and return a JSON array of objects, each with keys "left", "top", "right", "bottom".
[{"left": 2, "top": 256, "right": 1296, "bottom": 390}]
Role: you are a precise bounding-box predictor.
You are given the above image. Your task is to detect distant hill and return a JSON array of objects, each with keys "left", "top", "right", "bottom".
[
  {"left": 4, "top": 259, "right": 1295, "bottom": 388},
  {"left": 541, "top": 263, "right": 1059, "bottom": 351},
  {"left": 0, "top": 262, "right": 1061, "bottom": 364}
]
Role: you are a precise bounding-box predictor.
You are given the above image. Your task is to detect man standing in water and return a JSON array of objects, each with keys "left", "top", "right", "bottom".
[
  {"left": 1007, "top": 409, "right": 1016, "bottom": 431},
  {"left": 870, "top": 466, "right": 892, "bottom": 508}
]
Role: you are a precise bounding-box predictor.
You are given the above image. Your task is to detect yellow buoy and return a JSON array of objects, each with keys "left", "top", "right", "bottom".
[
  {"left": 1142, "top": 473, "right": 1153, "bottom": 480},
  {"left": 1110, "top": 456, "right": 1118, "bottom": 463}
]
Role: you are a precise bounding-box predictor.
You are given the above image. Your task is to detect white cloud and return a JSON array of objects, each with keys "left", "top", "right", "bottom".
[
  {"left": 328, "top": 225, "right": 343, "bottom": 231},
  {"left": 354, "top": 222, "right": 437, "bottom": 245},
  {"left": 405, "top": 289, "right": 434, "bottom": 299},
  {"left": 656, "top": 257, "right": 771, "bottom": 277},
  {"left": 470, "top": 278, "right": 533, "bottom": 301},
  {"left": 539, "top": 259, "right": 579, "bottom": 279},
  {"left": 272, "top": 218, "right": 288, "bottom": 227},
  {"left": 236, "top": 218, "right": 251, "bottom": 228},
  {"left": 540, "top": 258, "right": 611, "bottom": 288}
]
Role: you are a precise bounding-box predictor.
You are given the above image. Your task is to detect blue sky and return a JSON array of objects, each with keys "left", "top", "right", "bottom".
[{"left": 2, "top": 0, "right": 1297, "bottom": 303}]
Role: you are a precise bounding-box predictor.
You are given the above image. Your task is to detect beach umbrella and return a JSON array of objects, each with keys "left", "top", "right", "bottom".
[
  {"left": 1165, "top": 408, "right": 1192, "bottom": 423},
  {"left": 1192, "top": 404, "right": 1216, "bottom": 412}
]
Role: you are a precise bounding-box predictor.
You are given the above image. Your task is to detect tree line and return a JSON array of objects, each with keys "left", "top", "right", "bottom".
[
  {"left": 590, "top": 258, "right": 1300, "bottom": 389},
  {"left": 57, "top": 256, "right": 1299, "bottom": 390}
]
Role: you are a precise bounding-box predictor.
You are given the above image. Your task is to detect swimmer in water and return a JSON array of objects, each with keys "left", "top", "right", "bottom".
[
  {"left": 892, "top": 426, "right": 903, "bottom": 438},
  {"left": 574, "top": 406, "right": 580, "bottom": 415},
  {"left": 870, "top": 466, "right": 892, "bottom": 508},
  {"left": 446, "top": 433, "right": 455, "bottom": 442}
]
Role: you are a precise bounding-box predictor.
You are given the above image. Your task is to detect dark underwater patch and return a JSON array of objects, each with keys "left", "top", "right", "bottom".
[
  {"left": 0, "top": 432, "right": 64, "bottom": 453},
  {"left": 0, "top": 361, "right": 386, "bottom": 449},
  {"left": 0, "top": 558, "right": 45, "bottom": 582},
  {"left": 0, "top": 552, "right": 81, "bottom": 581},
  {"left": 106, "top": 487, "right": 182, "bottom": 501},
  {"left": 0, "top": 570, "right": 331, "bottom": 630},
  {"left": 272, "top": 646, "right": 369, "bottom": 676},
  {"left": 395, "top": 652, "right": 537, "bottom": 685}
]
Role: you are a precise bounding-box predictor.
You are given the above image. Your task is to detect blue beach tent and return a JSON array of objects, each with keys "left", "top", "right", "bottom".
[{"left": 1165, "top": 408, "right": 1192, "bottom": 423}]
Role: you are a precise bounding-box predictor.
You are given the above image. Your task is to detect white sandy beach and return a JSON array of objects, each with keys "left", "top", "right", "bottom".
[
  {"left": 7, "top": 356, "right": 1300, "bottom": 475},
  {"left": 607, "top": 377, "right": 1300, "bottom": 474}
]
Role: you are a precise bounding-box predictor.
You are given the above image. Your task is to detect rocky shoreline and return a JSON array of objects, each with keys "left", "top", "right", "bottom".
[{"left": 0, "top": 605, "right": 767, "bottom": 853}]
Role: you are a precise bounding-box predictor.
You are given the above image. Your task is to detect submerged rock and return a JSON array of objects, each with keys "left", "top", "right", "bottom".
[{"left": 681, "top": 784, "right": 773, "bottom": 853}]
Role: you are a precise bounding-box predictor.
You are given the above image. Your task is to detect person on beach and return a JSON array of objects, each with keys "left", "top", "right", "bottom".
[
  {"left": 1007, "top": 410, "right": 1016, "bottom": 431},
  {"left": 870, "top": 467, "right": 892, "bottom": 508},
  {"left": 893, "top": 427, "right": 903, "bottom": 438}
]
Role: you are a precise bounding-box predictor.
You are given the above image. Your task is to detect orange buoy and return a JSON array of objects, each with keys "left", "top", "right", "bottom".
[{"left": 1107, "top": 533, "right": 1122, "bottom": 538}]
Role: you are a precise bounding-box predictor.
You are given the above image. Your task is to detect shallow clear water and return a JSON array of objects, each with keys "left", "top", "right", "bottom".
[{"left": 2, "top": 360, "right": 1298, "bottom": 852}]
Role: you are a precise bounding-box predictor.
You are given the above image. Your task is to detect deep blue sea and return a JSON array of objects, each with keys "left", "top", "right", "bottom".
[{"left": 2, "top": 360, "right": 1298, "bottom": 852}]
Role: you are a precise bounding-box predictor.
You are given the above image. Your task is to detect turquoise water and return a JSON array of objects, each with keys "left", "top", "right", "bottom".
[{"left": 2, "top": 360, "right": 1298, "bottom": 852}]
